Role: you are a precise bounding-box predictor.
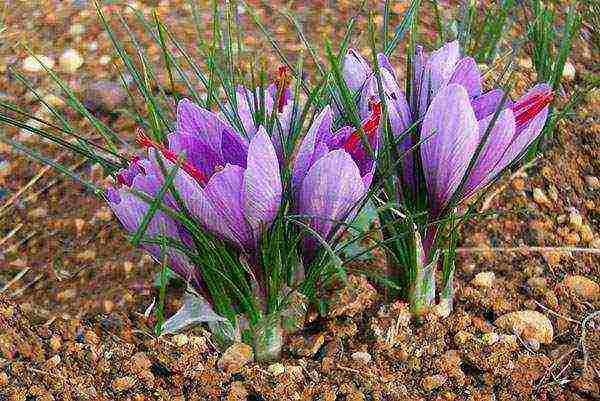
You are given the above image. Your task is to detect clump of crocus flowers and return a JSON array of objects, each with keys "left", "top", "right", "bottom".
[
  {"left": 106, "top": 66, "right": 382, "bottom": 360},
  {"left": 343, "top": 41, "right": 552, "bottom": 315}
]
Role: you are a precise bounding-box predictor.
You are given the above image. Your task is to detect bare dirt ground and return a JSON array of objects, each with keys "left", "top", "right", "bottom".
[{"left": 0, "top": 1, "right": 598, "bottom": 400}]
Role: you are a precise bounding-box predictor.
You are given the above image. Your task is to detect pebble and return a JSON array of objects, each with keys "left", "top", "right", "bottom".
[
  {"left": 74, "top": 218, "right": 86, "bottom": 235},
  {"left": 84, "top": 80, "right": 127, "bottom": 110},
  {"left": 99, "top": 55, "right": 111, "bottom": 65},
  {"left": 584, "top": 175, "right": 600, "bottom": 190},
  {"left": 495, "top": 310, "right": 553, "bottom": 344},
  {"left": 28, "top": 207, "right": 48, "bottom": 219},
  {"left": 59, "top": 49, "right": 84, "bottom": 73},
  {"left": 481, "top": 332, "right": 500, "bottom": 345},
  {"left": 562, "top": 275, "right": 599, "bottom": 300},
  {"left": 22, "top": 55, "right": 55, "bottom": 73},
  {"left": 527, "top": 277, "right": 547, "bottom": 290},
  {"left": 569, "top": 210, "right": 583, "bottom": 229},
  {"left": 267, "top": 362, "right": 285, "bottom": 376},
  {"left": 472, "top": 271, "right": 495, "bottom": 288},
  {"left": 173, "top": 333, "right": 189, "bottom": 347},
  {"left": 112, "top": 376, "right": 136, "bottom": 392},
  {"left": 77, "top": 250, "right": 96, "bottom": 261},
  {"left": 218, "top": 342, "right": 253, "bottom": 373},
  {"left": 0, "top": 371, "right": 7, "bottom": 386},
  {"left": 131, "top": 352, "right": 152, "bottom": 372},
  {"left": 533, "top": 188, "right": 550, "bottom": 206},
  {"left": 454, "top": 330, "right": 474, "bottom": 345},
  {"left": 580, "top": 225, "right": 594, "bottom": 243},
  {"left": 421, "top": 374, "right": 447, "bottom": 391},
  {"left": 562, "top": 61, "right": 576, "bottom": 81},
  {"left": 351, "top": 351, "right": 372, "bottom": 364},
  {"left": 95, "top": 207, "right": 113, "bottom": 221},
  {"left": 590, "top": 238, "right": 600, "bottom": 249},
  {"left": 69, "top": 23, "right": 86, "bottom": 36},
  {"left": 49, "top": 335, "right": 62, "bottom": 352}
]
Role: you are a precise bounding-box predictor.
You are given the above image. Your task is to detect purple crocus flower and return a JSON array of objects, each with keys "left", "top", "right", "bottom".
[
  {"left": 107, "top": 155, "right": 205, "bottom": 293},
  {"left": 109, "top": 98, "right": 283, "bottom": 261},
  {"left": 343, "top": 41, "right": 553, "bottom": 215},
  {"left": 292, "top": 100, "right": 382, "bottom": 246}
]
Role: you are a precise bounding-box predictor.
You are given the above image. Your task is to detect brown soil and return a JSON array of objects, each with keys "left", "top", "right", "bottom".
[{"left": 0, "top": 1, "right": 598, "bottom": 400}]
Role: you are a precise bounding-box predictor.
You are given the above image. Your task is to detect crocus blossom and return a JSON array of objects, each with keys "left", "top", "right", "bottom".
[
  {"left": 108, "top": 99, "right": 283, "bottom": 264},
  {"left": 343, "top": 41, "right": 552, "bottom": 214},
  {"left": 292, "top": 100, "right": 382, "bottom": 245}
]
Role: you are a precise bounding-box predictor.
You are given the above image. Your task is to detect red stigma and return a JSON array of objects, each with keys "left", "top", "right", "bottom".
[
  {"left": 344, "top": 98, "right": 382, "bottom": 153},
  {"left": 511, "top": 90, "right": 554, "bottom": 128},
  {"left": 275, "top": 66, "right": 292, "bottom": 113},
  {"left": 136, "top": 129, "right": 207, "bottom": 185}
]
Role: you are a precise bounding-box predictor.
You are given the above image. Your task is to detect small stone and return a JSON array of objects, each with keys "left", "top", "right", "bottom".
[
  {"left": 590, "top": 238, "right": 600, "bottom": 249},
  {"left": 512, "top": 177, "right": 525, "bottom": 191},
  {"left": 99, "top": 55, "right": 111, "bottom": 65},
  {"left": 57, "top": 289, "right": 77, "bottom": 301},
  {"left": 454, "top": 330, "right": 473, "bottom": 345},
  {"left": 495, "top": 310, "right": 553, "bottom": 344},
  {"left": 103, "top": 300, "right": 114, "bottom": 313},
  {"left": 584, "top": 175, "right": 600, "bottom": 190},
  {"left": 77, "top": 250, "right": 96, "bottom": 261},
  {"left": 46, "top": 354, "right": 61, "bottom": 367},
  {"left": 472, "top": 271, "right": 495, "bottom": 288},
  {"left": 85, "top": 330, "right": 100, "bottom": 345},
  {"left": 481, "top": 332, "right": 500, "bottom": 345},
  {"left": 69, "top": 23, "right": 86, "bottom": 36},
  {"left": 569, "top": 210, "right": 583, "bottom": 229},
  {"left": 173, "top": 334, "right": 188, "bottom": 347},
  {"left": 0, "top": 371, "right": 7, "bottom": 386},
  {"left": 74, "top": 218, "right": 86, "bottom": 235},
  {"left": 351, "top": 351, "right": 372, "bottom": 364},
  {"left": 22, "top": 55, "right": 55, "bottom": 73},
  {"left": 562, "top": 275, "right": 599, "bottom": 300},
  {"left": 547, "top": 185, "right": 559, "bottom": 202},
  {"left": 112, "top": 376, "right": 136, "bottom": 392},
  {"left": 533, "top": 188, "right": 550, "bottom": 206},
  {"left": 42, "top": 94, "right": 64, "bottom": 108},
  {"left": 28, "top": 207, "right": 47, "bottom": 219},
  {"left": 59, "top": 49, "right": 84, "bottom": 73},
  {"left": 123, "top": 261, "right": 134, "bottom": 274},
  {"left": 49, "top": 335, "right": 62, "bottom": 352},
  {"left": 131, "top": 352, "right": 152, "bottom": 372},
  {"left": 562, "top": 61, "right": 576, "bottom": 81},
  {"left": 84, "top": 80, "right": 127, "bottom": 111},
  {"left": 267, "top": 362, "right": 285, "bottom": 376},
  {"left": 218, "top": 342, "right": 253, "bottom": 373},
  {"left": 421, "top": 374, "right": 447, "bottom": 391},
  {"left": 95, "top": 206, "right": 113, "bottom": 221},
  {"left": 580, "top": 225, "right": 594, "bottom": 243},
  {"left": 527, "top": 277, "right": 547, "bottom": 289},
  {"left": 500, "top": 334, "right": 519, "bottom": 350}
]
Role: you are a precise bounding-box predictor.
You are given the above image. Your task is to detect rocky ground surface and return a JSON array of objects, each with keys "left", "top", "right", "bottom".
[{"left": 0, "top": 0, "right": 599, "bottom": 400}]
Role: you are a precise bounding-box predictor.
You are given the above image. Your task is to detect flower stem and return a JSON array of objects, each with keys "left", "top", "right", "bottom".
[{"left": 252, "top": 314, "right": 283, "bottom": 362}]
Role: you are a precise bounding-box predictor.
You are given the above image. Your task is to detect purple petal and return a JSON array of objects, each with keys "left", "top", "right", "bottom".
[
  {"left": 377, "top": 53, "right": 396, "bottom": 78},
  {"left": 416, "top": 41, "right": 460, "bottom": 117},
  {"left": 462, "top": 109, "right": 516, "bottom": 198},
  {"left": 471, "top": 89, "right": 510, "bottom": 121},
  {"left": 236, "top": 86, "right": 258, "bottom": 137},
  {"left": 291, "top": 106, "right": 333, "bottom": 191},
  {"left": 343, "top": 49, "right": 372, "bottom": 91},
  {"left": 222, "top": 127, "right": 249, "bottom": 168},
  {"left": 202, "top": 164, "right": 253, "bottom": 250},
  {"left": 168, "top": 131, "right": 222, "bottom": 178},
  {"left": 420, "top": 84, "right": 479, "bottom": 212},
  {"left": 243, "top": 127, "right": 282, "bottom": 244},
  {"left": 449, "top": 57, "right": 482, "bottom": 98},
  {"left": 298, "top": 149, "right": 365, "bottom": 244}
]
